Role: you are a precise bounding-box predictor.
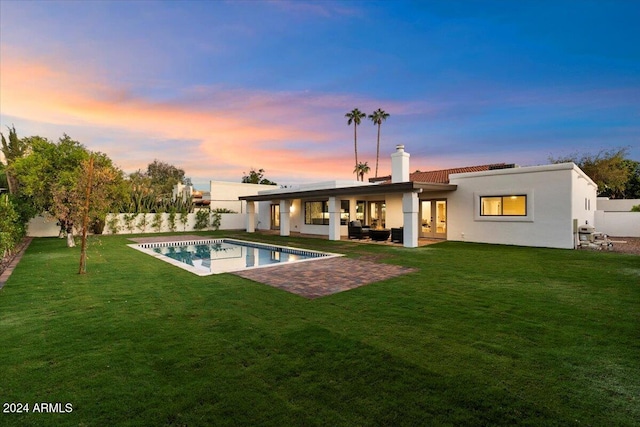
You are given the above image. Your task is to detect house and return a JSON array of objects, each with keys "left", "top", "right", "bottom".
[
  {"left": 174, "top": 181, "right": 278, "bottom": 212},
  {"left": 239, "top": 145, "right": 598, "bottom": 249}
]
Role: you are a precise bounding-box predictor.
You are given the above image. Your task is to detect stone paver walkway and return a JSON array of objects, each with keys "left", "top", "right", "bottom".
[{"left": 233, "top": 257, "right": 417, "bottom": 299}]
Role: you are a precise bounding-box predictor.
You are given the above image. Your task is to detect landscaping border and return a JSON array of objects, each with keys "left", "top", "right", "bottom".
[{"left": 0, "top": 237, "right": 33, "bottom": 289}]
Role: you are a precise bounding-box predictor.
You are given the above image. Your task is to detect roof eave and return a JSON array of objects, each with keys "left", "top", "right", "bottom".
[{"left": 239, "top": 181, "right": 456, "bottom": 201}]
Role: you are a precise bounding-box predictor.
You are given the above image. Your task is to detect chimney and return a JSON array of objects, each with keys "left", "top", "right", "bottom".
[{"left": 391, "top": 144, "right": 410, "bottom": 183}]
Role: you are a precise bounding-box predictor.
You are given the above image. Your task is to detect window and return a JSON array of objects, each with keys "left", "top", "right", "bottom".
[
  {"left": 356, "top": 200, "right": 366, "bottom": 223},
  {"left": 340, "top": 200, "right": 350, "bottom": 225},
  {"left": 369, "top": 201, "right": 386, "bottom": 228},
  {"left": 305, "top": 201, "right": 329, "bottom": 225},
  {"left": 480, "top": 195, "right": 527, "bottom": 216}
]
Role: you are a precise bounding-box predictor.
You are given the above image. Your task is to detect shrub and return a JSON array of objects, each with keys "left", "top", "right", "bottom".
[
  {"left": 213, "top": 208, "right": 237, "bottom": 214},
  {"left": 179, "top": 208, "right": 189, "bottom": 231},
  {"left": 168, "top": 208, "right": 177, "bottom": 232},
  {"left": 152, "top": 212, "right": 163, "bottom": 232},
  {"left": 123, "top": 213, "right": 137, "bottom": 234},
  {"left": 194, "top": 209, "right": 210, "bottom": 231},
  {"left": 137, "top": 213, "right": 148, "bottom": 232},
  {"left": 211, "top": 212, "right": 222, "bottom": 231},
  {"left": 631, "top": 204, "right": 640, "bottom": 212},
  {"left": 0, "top": 194, "right": 25, "bottom": 258},
  {"left": 91, "top": 217, "right": 106, "bottom": 234},
  {"left": 106, "top": 214, "right": 121, "bottom": 235}
]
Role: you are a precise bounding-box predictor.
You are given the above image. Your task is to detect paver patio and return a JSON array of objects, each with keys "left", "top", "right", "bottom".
[{"left": 233, "top": 257, "right": 417, "bottom": 299}]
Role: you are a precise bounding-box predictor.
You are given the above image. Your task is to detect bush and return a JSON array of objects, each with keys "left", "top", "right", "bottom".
[
  {"left": 152, "top": 212, "right": 163, "bottom": 232},
  {"left": 0, "top": 194, "right": 26, "bottom": 257},
  {"left": 194, "top": 209, "right": 210, "bottom": 230},
  {"left": 631, "top": 204, "right": 640, "bottom": 212},
  {"left": 211, "top": 212, "right": 222, "bottom": 231},
  {"left": 106, "top": 215, "right": 121, "bottom": 234},
  {"left": 213, "top": 208, "right": 237, "bottom": 214},
  {"left": 168, "top": 208, "right": 177, "bottom": 232},
  {"left": 91, "top": 217, "right": 106, "bottom": 234}
]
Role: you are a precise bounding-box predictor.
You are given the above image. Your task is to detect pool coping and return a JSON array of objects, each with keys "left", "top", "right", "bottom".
[{"left": 128, "top": 238, "right": 343, "bottom": 276}]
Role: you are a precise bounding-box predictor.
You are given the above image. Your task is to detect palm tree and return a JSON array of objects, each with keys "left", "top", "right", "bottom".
[
  {"left": 353, "top": 161, "right": 371, "bottom": 182},
  {"left": 345, "top": 108, "right": 367, "bottom": 178},
  {"left": 368, "top": 108, "right": 390, "bottom": 178}
]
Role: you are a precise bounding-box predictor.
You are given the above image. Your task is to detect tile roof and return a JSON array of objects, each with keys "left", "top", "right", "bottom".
[{"left": 370, "top": 163, "right": 510, "bottom": 184}]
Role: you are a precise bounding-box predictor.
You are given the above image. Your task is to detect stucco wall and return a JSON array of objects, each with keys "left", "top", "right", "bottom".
[
  {"left": 103, "top": 212, "right": 245, "bottom": 234},
  {"left": 596, "top": 198, "right": 640, "bottom": 212},
  {"left": 447, "top": 163, "right": 596, "bottom": 249},
  {"left": 594, "top": 211, "right": 640, "bottom": 237},
  {"left": 27, "top": 215, "right": 61, "bottom": 237},
  {"left": 210, "top": 181, "right": 277, "bottom": 213},
  {"left": 385, "top": 194, "right": 403, "bottom": 229}
]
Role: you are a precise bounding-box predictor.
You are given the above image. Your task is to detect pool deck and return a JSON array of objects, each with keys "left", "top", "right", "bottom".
[{"left": 128, "top": 234, "right": 421, "bottom": 298}]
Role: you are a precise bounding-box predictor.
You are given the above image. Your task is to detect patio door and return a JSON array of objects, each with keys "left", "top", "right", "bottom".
[
  {"left": 420, "top": 200, "right": 447, "bottom": 239},
  {"left": 369, "top": 201, "right": 386, "bottom": 229},
  {"left": 270, "top": 204, "right": 280, "bottom": 230}
]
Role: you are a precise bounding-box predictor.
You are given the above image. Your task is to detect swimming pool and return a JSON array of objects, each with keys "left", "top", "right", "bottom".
[{"left": 128, "top": 238, "right": 342, "bottom": 276}]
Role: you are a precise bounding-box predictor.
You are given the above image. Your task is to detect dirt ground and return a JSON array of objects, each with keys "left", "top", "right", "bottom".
[{"left": 607, "top": 236, "right": 640, "bottom": 255}]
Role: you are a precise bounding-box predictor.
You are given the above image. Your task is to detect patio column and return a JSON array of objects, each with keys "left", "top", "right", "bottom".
[
  {"left": 280, "top": 199, "right": 291, "bottom": 236},
  {"left": 328, "top": 197, "right": 341, "bottom": 241},
  {"left": 402, "top": 191, "right": 419, "bottom": 248},
  {"left": 246, "top": 201, "right": 256, "bottom": 233}
]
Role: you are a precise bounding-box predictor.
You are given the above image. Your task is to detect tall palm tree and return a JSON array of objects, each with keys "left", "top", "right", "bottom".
[
  {"left": 368, "top": 108, "right": 390, "bottom": 178},
  {"left": 353, "top": 161, "right": 371, "bottom": 182},
  {"left": 345, "top": 108, "right": 367, "bottom": 178}
]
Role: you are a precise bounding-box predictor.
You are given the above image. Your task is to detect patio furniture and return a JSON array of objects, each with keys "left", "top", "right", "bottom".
[
  {"left": 348, "top": 220, "right": 370, "bottom": 239},
  {"left": 391, "top": 227, "right": 403, "bottom": 244},
  {"left": 369, "top": 229, "right": 391, "bottom": 242}
]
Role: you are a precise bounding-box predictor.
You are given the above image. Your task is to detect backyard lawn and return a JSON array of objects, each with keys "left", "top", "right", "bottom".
[{"left": 1, "top": 232, "right": 638, "bottom": 426}]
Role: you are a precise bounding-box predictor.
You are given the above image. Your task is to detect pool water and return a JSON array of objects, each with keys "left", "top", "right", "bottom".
[{"left": 129, "top": 238, "right": 340, "bottom": 276}]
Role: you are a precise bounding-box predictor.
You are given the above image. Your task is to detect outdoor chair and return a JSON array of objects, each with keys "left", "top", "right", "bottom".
[
  {"left": 348, "top": 220, "right": 370, "bottom": 239},
  {"left": 391, "top": 227, "right": 404, "bottom": 244}
]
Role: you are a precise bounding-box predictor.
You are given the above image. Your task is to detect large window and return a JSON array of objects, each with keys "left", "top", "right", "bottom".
[
  {"left": 305, "top": 201, "right": 329, "bottom": 225},
  {"left": 480, "top": 195, "right": 527, "bottom": 216}
]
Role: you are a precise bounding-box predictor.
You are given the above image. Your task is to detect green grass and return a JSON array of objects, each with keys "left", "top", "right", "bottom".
[{"left": 1, "top": 231, "right": 638, "bottom": 426}]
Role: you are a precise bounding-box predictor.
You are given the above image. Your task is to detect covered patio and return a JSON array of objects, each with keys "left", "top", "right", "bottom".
[{"left": 239, "top": 181, "right": 456, "bottom": 248}]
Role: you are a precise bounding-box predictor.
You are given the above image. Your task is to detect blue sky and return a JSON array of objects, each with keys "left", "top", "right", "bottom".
[{"left": 1, "top": 0, "right": 638, "bottom": 187}]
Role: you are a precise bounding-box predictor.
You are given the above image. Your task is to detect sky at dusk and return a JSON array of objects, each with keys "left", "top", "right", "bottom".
[{"left": 1, "top": 0, "right": 638, "bottom": 188}]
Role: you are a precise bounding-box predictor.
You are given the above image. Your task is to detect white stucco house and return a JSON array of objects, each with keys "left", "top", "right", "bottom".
[
  {"left": 174, "top": 181, "right": 278, "bottom": 212},
  {"left": 240, "top": 145, "right": 598, "bottom": 249}
]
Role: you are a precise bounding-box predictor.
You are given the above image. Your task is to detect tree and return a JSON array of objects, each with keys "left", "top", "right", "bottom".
[
  {"left": 368, "top": 108, "right": 390, "bottom": 178},
  {"left": 549, "top": 147, "right": 632, "bottom": 197},
  {"left": 241, "top": 168, "right": 277, "bottom": 185},
  {"left": 619, "top": 160, "right": 640, "bottom": 199},
  {"left": 146, "top": 159, "right": 187, "bottom": 198},
  {"left": 345, "top": 108, "right": 367, "bottom": 178},
  {"left": 13, "top": 134, "right": 126, "bottom": 247},
  {"left": 0, "top": 125, "right": 29, "bottom": 194},
  {"left": 353, "top": 161, "right": 370, "bottom": 182}
]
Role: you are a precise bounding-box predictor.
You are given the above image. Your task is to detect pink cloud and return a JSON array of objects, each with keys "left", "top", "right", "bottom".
[{"left": 1, "top": 50, "right": 416, "bottom": 185}]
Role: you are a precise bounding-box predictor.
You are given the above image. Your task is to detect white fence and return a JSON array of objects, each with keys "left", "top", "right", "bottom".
[
  {"left": 103, "top": 212, "right": 246, "bottom": 235},
  {"left": 27, "top": 215, "right": 61, "bottom": 237},
  {"left": 594, "top": 211, "right": 640, "bottom": 237},
  {"left": 26, "top": 213, "right": 247, "bottom": 237}
]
